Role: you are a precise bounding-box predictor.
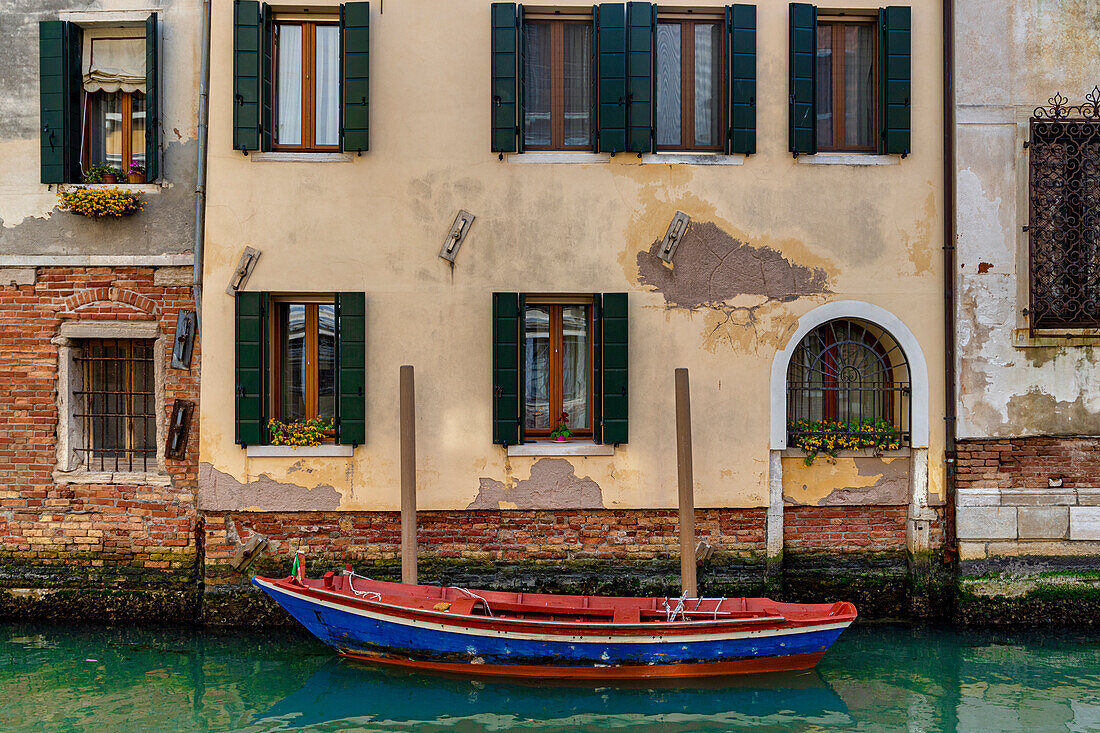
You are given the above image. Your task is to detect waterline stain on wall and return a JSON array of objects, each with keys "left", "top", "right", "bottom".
[{"left": 468, "top": 458, "right": 604, "bottom": 510}]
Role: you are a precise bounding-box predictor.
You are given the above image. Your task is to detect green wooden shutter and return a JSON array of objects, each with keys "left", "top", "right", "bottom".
[
  {"left": 491, "top": 3, "right": 519, "bottom": 153},
  {"left": 39, "top": 20, "right": 81, "bottom": 184},
  {"left": 492, "top": 293, "right": 522, "bottom": 445},
  {"left": 336, "top": 292, "right": 366, "bottom": 446},
  {"left": 598, "top": 293, "right": 628, "bottom": 445},
  {"left": 261, "top": 3, "right": 273, "bottom": 151},
  {"left": 880, "top": 6, "right": 911, "bottom": 156},
  {"left": 233, "top": 0, "right": 263, "bottom": 152},
  {"left": 625, "top": 2, "right": 654, "bottom": 154},
  {"left": 596, "top": 3, "right": 626, "bottom": 153},
  {"left": 788, "top": 3, "right": 816, "bottom": 156},
  {"left": 235, "top": 291, "right": 269, "bottom": 446},
  {"left": 341, "top": 2, "right": 370, "bottom": 154},
  {"left": 145, "top": 13, "right": 160, "bottom": 180},
  {"left": 726, "top": 4, "right": 756, "bottom": 155}
]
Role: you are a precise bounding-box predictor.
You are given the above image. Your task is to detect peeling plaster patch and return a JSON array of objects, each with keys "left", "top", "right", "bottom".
[
  {"left": 637, "top": 221, "right": 829, "bottom": 309},
  {"left": 700, "top": 300, "right": 804, "bottom": 355},
  {"left": 467, "top": 458, "right": 604, "bottom": 510},
  {"left": 819, "top": 458, "right": 910, "bottom": 506},
  {"left": 783, "top": 456, "right": 910, "bottom": 506},
  {"left": 198, "top": 462, "right": 341, "bottom": 512},
  {"left": 1006, "top": 389, "right": 1100, "bottom": 436}
]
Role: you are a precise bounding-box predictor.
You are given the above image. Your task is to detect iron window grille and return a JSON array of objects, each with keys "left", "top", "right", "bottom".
[
  {"left": 786, "top": 319, "right": 910, "bottom": 446},
  {"left": 1028, "top": 88, "right": 1100, "bottom": 329},
  {"left": 74, "top": 339, "right": 156, "bottom": 472}
]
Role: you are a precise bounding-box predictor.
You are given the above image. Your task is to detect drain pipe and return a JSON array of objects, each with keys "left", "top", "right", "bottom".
[
  {"left": 942, "top": 0, "right": 958, "bottom": 561},
  {"left": 193, "top": 0, "right": 212, "bottom": 331}
]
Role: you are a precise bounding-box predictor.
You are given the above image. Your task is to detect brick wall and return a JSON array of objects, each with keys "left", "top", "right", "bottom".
[
  {"left": 783, "top": 505, "right": 909, "bottom": 551},
  {"left": 956, "top": 437, "right": 1100, "bottom": 489},
  {"left": 203, "top": 509, "right": 768, "bottom": 586},
  {"left": 0, "top": 268, "right": 199, "bottom": 587}
]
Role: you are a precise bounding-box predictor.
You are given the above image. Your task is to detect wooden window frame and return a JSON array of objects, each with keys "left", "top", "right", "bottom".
[
  {"left": 524, "top": 295, "right": 595, "bottom": 440},
  {"left": 523, "top": 18, "right": 593, "bottom": 151},
  {"left": 816, "top": 18, "right": 879, "bottom": 153},
  {"left": 271, "top": 18, "right": 341, "bottom": 152},
  {"left": 269, "top": 296, "right": 336, "bottom": 430},
  {"left": 656, "top": 16, "right": 725, "bottom": 152},
  {"left": 81, "top": 90, "right": 145, "bottom": 177}
]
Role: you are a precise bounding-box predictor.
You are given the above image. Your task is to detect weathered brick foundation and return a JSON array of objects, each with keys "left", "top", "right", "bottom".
[
  {"left": 0, "top": 267, "right": 199, "bottom": 591},
  {"left": 955, "top": 437, "right": 1100, "bottom": 489},
  {"left": 783, "top": 505, "right": 909, "bottom": 551}
]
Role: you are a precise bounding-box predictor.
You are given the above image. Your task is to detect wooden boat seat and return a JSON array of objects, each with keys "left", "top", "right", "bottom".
[{"left": 613, "top": 607, "right": 641, "bottom": 623}]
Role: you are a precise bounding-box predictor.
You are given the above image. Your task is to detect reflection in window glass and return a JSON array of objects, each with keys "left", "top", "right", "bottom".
[
  {"left": 815, "top": 26, "right": 833, "bottom": 148},
  {"left": 317, "top": 304, "right": 336, "bottom": 418},
  {"left": 89, "top": 92, "right": 124, "bottom": 169},
  {"left": 562, "top": 23, "right": 592, "bottom": 146},
  {"left": 844, "top": 24, "right": 875, "bottom": 149},
  {"left": 561, "top": 305, "right": 589, "bottom": 429},
  {"left": 280, "top": 304, "right": 307, "bottom": 421},
  {"left": 656, "top": 23, "right": 682, "bottom": 147},
  {"left": 130, "top": 92, "right": 146, "bottom": 166},
  {"left": 524, "top": 305, "right": 551, "bottom": 430}
]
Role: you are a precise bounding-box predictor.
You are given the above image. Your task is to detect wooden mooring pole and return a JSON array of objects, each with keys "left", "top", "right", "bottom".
[
  {"left": 675, "top": 368, "right": 697, "bottom": 598},
  {"left": 400, "top": 365, "right": 418, "bottom": 584}
]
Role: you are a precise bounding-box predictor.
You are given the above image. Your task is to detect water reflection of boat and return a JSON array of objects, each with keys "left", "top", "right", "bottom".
[
  {"left": 254, "top": 657, "right": 851, "bottom": 729},
  {"left": 254, "top": 574, "right": 857, "bottom": 679}
]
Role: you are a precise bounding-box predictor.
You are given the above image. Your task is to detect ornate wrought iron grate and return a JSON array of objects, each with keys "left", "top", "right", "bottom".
[
  {"left": 786, "top": 319, "right": 910, "bottom": 445},
  {"left": 1029, "top": 88, "right": 1100, "bottom": 329},
  {"left": 74, "top": 339, "right": 156, "bottom": 472}
]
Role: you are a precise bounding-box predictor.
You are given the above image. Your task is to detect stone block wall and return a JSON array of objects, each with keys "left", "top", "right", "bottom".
[
  {"left": 0, "top": 267, "right": 199, "bottom": 587},
  {"left": 955, "top": 438, "right": 1100, "bottom": 569}
]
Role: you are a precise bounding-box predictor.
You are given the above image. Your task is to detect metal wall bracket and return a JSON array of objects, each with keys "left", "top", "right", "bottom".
[
  {"left": 658, "top": 211, "right": 691, "bottom": 264},
  {"left": 439, "top": 210, "right": 475, "bottom": 263},
  {"left": 226, "top": 246, "right": 261, "bottom": 295},
  {"left": 171, "top": 310, "right": 197, "bottom": 370},
  {"left": 165, "top": 398, "right": 195, "bottom": 460}
]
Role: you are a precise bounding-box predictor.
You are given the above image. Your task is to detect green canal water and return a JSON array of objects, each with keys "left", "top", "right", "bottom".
[{"left": 1, "top": 624, "right": 1098, "bottom": 732}]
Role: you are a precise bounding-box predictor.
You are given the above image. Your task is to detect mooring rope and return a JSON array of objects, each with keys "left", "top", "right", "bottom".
[{"left": 453, "top": 587, "right": 494, "bottom": 617}]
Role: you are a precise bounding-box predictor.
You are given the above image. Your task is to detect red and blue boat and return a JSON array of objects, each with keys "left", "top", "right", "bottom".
[{"left": 255, "top": 569, "right": 857, "bottom": 679}]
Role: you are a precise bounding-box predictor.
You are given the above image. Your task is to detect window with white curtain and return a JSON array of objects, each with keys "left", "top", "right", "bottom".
[
  {"left": 656, "top": 16, "right": 723, "bottom": 151},
  {"left": 274, "top": 18, "right": 340, "bottom": 150},
  {"left": 81, "top": 28, "right": 147, "bottom": 176},
  {"left": 523, "top": 300, "right": 592, "bottom": 438},
  {"left": 523, "top": 17, "right": 592, "bottom": 150},
  {"left": 815, "top": 19, "right": 877, "bottom": 152}
]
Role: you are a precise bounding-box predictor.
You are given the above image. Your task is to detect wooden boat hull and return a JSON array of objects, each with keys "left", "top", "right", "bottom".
[{"left": 254, "top": 576, "right": 855, "bottom": 679}]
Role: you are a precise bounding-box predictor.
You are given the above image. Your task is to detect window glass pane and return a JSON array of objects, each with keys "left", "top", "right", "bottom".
[
  {"left": 523, "top": 22, "right": 552, "bottom": 147},
  {"left": 280, "top": 304, "right": 307, "bottom": 421},
  {"left": 561, "top": 306, "right": 589, "bottom": 429},
  {"left": 693, "top": 23, "right": 722, "bottom": 148},
  {"left": 844, "top": 24, "right": 876, "bottom": 149},
  {"left": 89, "top": 91, "right": 124, "bottom": 169},
  {"left": 656, "top": 23, "right": 682, "bottom": 147},
  {"left": 563, "top": 23, "right": 592, "bottom": 147},
  {"left": 276, "top": 24, "right": 303, "bottom": 145},
  {"left": 130, "top": 91, "right": 146, "bottom": 167},
  {"left": 815, "top": 26, "right": 833, "bottom": 148},
  {"left": 314, "top": 25, "right": 340, "bottom": 146},
  {"left": 317, "top": 304, "right": 336, "bottom": 419},
  {"left": 524, "top": 305, "right": 551, "bottom": 430}
]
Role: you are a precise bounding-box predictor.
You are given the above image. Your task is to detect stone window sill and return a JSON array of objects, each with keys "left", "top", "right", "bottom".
[
  {"left": 781, "top": 447, "right": 911, "bottom": 459},
  {"left": 507, "top": 152, "right": 610, "bottom": 164},
  {"left": 59, "top": 183, "right": 161, "bottom": 194},
  {"left": 506, "top": 441, "right": 615, "bottom": 457},
  {"left": 246, "top": 444, "right": 354, "bottom": 457},
  {"left": 796, "top": 154, "right": 900, "bottom": 166},
  {"left": 637, "top": 153, "right": 745, "bottom": 166},
  {"left": 54, "top": 470, "right": 171, "bottom": 486},
  {"left": 249, "top": 152, "right": 354, "bottom": 163},
  {"left": 1013, "top": 328, "right": 1100, "bottom": 348}
]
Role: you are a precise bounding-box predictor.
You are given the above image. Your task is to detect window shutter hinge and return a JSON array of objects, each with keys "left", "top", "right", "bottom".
[
  {"left": 1022, "top": 225, "right": 1030, "bottom": 232},
  {"left": 1023, "top": 140, "right": 1030, "bottom": 149}
]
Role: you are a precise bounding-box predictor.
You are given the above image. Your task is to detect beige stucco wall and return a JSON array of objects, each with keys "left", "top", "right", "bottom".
[
  {"left": 956, "top": 0, "right": 1100, "bottom": 438},
  {"left": 0, "top": 0, "right": 200, "bottom": 254},
  {"left": 199, "top": 0, "right": 945, "bottom": 512}
]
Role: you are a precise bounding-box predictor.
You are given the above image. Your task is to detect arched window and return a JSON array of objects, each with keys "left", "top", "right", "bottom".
[{"left": 786, "top": 319, "right": 910, "bottom": 447}]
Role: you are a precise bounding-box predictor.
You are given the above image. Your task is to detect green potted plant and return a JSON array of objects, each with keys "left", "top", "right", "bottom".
[
  {"left": 84, "top": 162, "right": 120, "bottom": 184},
  {"left": 550, "top": 411, "right": 572, "bottom": 442},
  {"left": 126, "top": 161, "right": 146, "bottom": 184}
]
